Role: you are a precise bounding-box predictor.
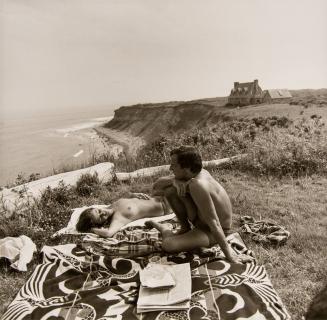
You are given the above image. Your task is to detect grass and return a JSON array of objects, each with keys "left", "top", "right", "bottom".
[
  {"left": 220, "top": 171, "right": 327, "bottom": 317},
  {"left": 1, "top": 104, "right": 327, "bottom": 318},
  {"left": 1, "top": 171, "right": 326, "bottom": 318},
  {"left": 225, "top": 102, "right": 327, "bottom": 123}
]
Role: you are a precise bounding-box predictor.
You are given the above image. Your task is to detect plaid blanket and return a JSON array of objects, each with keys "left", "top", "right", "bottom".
[
  {"left": 79, "top": 224, "right": 168, "bottom": 258},
  {"left": 2, "top": 221, "right": 290, "bottom": 320}
]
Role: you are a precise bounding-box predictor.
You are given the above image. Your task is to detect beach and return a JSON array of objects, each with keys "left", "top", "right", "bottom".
[{"left": 96, "top": 127, "right": 145, "bottom": 159}]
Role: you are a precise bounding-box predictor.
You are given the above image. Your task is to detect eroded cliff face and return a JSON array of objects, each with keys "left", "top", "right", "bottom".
[{"left": 105, "top": 99, "right": 227, "bottom": 142}]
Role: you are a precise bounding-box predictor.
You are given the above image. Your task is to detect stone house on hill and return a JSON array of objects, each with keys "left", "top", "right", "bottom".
[
  {"left": 228, "top": 79, "right": 264, "bottom": 106},
  {"left": 262, "top": 89, "right": 292, "bottom": 104}
]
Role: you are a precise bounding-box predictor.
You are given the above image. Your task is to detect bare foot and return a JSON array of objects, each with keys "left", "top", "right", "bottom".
[
  {"left": 145, "top": 221, "right": 173, "bottom": 237},
  {"left": 145, "top": 220, "right": 165, "bottom": 231}
]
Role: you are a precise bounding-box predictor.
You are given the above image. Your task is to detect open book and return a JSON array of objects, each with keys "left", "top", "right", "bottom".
[{"left": 137, "top": 263, "right": 191, "bottom": 313}]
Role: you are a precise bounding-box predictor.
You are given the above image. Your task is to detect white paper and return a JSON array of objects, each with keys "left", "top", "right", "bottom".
[
  {"left": 139, "top": 263, "right": 176, "bottom": 289},
  {"left": 137, "top": 263, "right": 191, "bottom": 310}
]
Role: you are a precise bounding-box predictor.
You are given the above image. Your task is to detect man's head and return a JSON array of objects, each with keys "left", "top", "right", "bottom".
[
  {"left": 169, "top": 145, "right": 202, "bottom": 179},
  {"left": 76, "top": 207, "right": 113, "bottom": 232}
]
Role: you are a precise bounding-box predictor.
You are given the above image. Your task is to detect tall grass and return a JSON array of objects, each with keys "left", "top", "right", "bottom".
[{"left": 114, "top": 116, "right": 326, "bottom": 178}]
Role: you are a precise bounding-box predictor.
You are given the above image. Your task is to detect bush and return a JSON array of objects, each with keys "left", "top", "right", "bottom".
[
  {"left": 75, "top": 172, "right": 101, "bottom": 197},
  {"left": 39, "top": 181, "right": 74, "bottom": 206},
  {"left": 234, "top": 120, "right": 327, "bottom": 177},
  {"left": 102, "top": 114, "right": 326, "bottom": 179},
  {"left": 36, "top": 181, "right": 76, "bottom": 233},
  {"left": 129, "top": 116, "right": 326, "bottom": 178}
]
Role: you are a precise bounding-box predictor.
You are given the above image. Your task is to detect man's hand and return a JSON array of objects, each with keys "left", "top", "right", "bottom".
[
  {"left": 227, "top": 252, "right": 254, "bottom": 264},
  {"left": 130, "top": 192, "right": 151, "bottom": 200}
]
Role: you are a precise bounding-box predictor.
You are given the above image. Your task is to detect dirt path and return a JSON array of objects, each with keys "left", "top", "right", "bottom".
[{"left": 95, "top": 127, "right": 146, "bottom": 158}]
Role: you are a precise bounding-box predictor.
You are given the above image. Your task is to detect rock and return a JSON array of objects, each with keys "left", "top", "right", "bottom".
[
  {"left": 306, "top": 284, "right": 327, "bottom": 320},
  {"left": 0, "top": 162, "right": 115, "bottom": 214}
]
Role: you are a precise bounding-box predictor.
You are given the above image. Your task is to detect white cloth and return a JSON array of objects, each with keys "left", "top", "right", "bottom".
[{"left": 0, "top": 235, "right": 37, "bottom": 271}]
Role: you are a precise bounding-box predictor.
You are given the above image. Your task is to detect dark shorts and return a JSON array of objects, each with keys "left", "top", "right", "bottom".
[{"left": 222, "top": 227, "right": 233, "bottom": 237}]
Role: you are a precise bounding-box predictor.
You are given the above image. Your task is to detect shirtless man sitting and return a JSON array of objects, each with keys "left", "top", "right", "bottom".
[
  {"left": 147, "top": 145, "right": 252, "bottom": 264},
  {"left": 76, "top": 192, "right": 170, "bottom": 237}
]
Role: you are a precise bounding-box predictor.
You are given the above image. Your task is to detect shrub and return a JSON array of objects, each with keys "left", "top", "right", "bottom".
[
  {"left": 35, "top": 181, "right": 77, "bottom": 233},
  {"left": 234, "top": 122, "right": 327, "bottom": 177},
  {"left": 104, "top": 114, "right": 326, "bottom": 179},
  {"left": 75, "top": 172, "right": 101, "bottom": 197},
  {"left": 39, "top": 181, "right": 74, "bottom": 206}
]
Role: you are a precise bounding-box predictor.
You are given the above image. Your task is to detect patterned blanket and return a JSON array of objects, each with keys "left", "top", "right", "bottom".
[{"left": 2, "top": 221, "right": 290, "bottom": 320}]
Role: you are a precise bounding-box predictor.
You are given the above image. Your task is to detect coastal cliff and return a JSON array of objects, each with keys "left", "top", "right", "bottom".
[
  {"left": 104, "top": 89, "right": 327, "bottom": 144},
  {"left": 104, "top": 97, "right": 228, "bottom": 142}
]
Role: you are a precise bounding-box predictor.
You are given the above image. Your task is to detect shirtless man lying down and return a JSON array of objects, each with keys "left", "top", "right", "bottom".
[{"left": 76, "top": 192, "right": 170, "bottom": 237}]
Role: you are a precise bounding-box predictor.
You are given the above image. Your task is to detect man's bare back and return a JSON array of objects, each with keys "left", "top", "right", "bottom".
[{"left": 187, "top": 169, "right": 232, "bottom": 233}]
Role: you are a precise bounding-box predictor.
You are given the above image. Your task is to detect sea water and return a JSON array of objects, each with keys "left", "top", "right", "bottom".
[{"left": 0, "top": 107, "right": 115, "bottom": 186}]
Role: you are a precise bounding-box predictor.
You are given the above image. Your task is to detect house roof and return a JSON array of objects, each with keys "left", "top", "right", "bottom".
[
  {"left": 237, "top": 82, "right": 254, "bottom": 88},
  {"left": 264, "top": 89, "right": 292, "bottom": 99},
  {"left": 230, "top": 81, "right": 260, "bottom": 97}
]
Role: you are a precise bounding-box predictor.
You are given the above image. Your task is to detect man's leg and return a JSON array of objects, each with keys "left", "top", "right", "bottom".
[
  {"left": 145, "top": 220, "right": 175, "bottom": 238},
  {"left": 164, "top": 186, "right": 191, "bottom": 233},
  {"left": 180, "top": 194, "right": 198, "bottom": 223},
  {"left": 146, "top": 220, "right": 210, "bottom": 252}
]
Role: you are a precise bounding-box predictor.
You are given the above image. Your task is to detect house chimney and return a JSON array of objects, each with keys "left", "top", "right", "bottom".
[
  {"left": 254, "top": 79, "right": 258, "bottom": 87},
  {"left": 234, "top": 82, "right": 239, "bottom": 89}
]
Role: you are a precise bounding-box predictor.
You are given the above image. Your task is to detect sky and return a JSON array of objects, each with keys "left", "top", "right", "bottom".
[{"left": 1, "top": 0, "right": 327, "bottom": 119}]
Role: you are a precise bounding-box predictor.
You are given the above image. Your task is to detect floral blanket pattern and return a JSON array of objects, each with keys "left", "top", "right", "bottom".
[{"left": 2, "top": 224, "right": 290, "bottom": 320}]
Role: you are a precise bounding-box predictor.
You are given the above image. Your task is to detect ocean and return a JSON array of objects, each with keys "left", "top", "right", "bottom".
[{"left": 0, "top": 106, "right": 116, "bottom": 186}]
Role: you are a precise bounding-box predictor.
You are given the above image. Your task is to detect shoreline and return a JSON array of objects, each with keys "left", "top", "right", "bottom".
[
  {"left": 0, "top": 125, "right": 112, "bottom": 187},
  {"left": 95, "top": 126, "right": 145, "bottom": 159},
  {"left": 0, "top": 123, "right": 145, "bottom": 187}
]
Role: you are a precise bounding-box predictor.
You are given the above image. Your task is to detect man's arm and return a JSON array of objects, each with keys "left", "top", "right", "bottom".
[
  {"left": 152, "top": 175, "right": 175, "bottom": 196},
  {"left": 189, "top": 181, "right": 236, "bottom": 263}
]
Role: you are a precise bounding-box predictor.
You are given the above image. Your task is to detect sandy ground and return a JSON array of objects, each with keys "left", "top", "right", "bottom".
[{"left": 95, "top": 127, "right": 146, "bottom": 158}]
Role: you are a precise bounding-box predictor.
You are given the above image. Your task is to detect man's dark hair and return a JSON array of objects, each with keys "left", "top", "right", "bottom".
[
  {"left": 170, "top": 145, "right": 202, "bottom": 174},
  {"left": 76, "top": 207, "right": 94, "bottom": 232}
]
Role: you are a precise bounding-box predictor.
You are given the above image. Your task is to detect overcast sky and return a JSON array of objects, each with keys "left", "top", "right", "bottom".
[{"left": 2, "top": 0, "right": 327, "bottom": 118}]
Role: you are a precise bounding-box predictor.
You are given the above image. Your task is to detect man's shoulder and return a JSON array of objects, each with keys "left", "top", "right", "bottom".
[
  {"left": 189, "top": 170, "right": 219, "bottom": 191},
  {"left": 191, "top": 169, "right": 212, "bottom": 183},
  {"left": 188, "top": 177, "right": 208, "bottom": 192}
]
